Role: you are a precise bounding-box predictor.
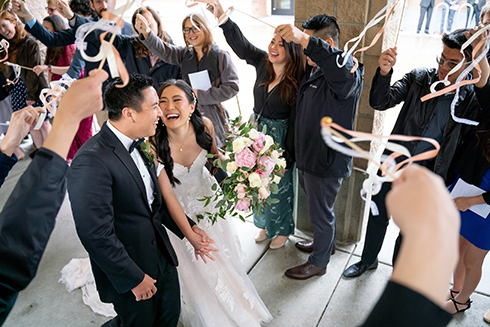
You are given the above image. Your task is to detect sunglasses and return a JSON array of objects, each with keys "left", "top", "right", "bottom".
[{"left": 45, "top": 7, "right": 57, "bottom": 13}]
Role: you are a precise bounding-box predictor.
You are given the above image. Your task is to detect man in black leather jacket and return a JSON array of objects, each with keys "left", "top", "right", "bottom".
[{"left": 343, "top": 28, "right": 490, "bottom": 278}]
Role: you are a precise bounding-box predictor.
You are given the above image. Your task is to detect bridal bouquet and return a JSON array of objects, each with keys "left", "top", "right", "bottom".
[{"left": 197, "top": 116, "right": 287, "bottom": 224}]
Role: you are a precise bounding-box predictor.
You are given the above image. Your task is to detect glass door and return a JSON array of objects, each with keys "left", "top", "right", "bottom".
[{"left": 272, "top": 0, "right": 294, "bottom": 15}]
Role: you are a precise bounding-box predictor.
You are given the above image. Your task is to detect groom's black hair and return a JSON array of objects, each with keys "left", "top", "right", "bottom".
[{"left": 104, "top": 74, "right": 154, "bottom": 121}]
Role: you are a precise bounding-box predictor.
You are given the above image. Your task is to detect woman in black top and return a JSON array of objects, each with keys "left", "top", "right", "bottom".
[{"left": 217, "top": 6, "right": 305, "bottom": 249}]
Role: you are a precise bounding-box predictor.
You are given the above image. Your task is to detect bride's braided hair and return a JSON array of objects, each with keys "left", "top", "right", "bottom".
[{"left": 152, "top": 79, "right": 214, "bottom": 186}]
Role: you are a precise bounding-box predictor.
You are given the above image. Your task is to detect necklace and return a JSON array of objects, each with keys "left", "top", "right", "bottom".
[{"left": 170, "top": 123, "right": 190, "bottom": 152}]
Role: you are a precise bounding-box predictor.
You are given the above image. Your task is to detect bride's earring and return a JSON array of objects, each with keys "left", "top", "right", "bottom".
[{"left": 189, "top": 112, "right": 192, "bottom": 122}]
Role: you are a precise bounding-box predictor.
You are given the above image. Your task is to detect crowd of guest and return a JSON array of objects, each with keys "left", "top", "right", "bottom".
[{"left": 0, "top": 0, "right": 490, "bottom": 326}]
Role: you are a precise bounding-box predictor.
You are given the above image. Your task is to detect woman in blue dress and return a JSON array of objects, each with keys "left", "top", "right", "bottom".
[{"left": 445, "top": 128, "right": 490, "bottom": 314}]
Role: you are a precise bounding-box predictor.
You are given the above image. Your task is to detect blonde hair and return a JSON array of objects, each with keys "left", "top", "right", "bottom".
[{"left": 182, "top": 14, "right": 214, "bottom": 54}]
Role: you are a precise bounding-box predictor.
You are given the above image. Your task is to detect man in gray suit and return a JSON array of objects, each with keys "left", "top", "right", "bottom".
[{"left": 417, "top": 0, "right": 435, "bottom": 34}]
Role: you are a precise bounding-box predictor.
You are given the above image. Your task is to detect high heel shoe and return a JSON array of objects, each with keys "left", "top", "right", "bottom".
[
  {"left": 448, "top": 289, "right": 459, "bottom": 300},
  {"left": 449, "top": 297, "right": 472, "bottom": 314},
  {"left": 254, "top": 231, "right": 267, "bottom": 243},
  {"left": 269, "top": 235, "right": 289, "bottom": 249}
]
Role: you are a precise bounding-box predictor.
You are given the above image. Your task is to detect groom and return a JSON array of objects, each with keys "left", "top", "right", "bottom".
[{"left": 68, "top": 74, "right": 210, "bottom": 326}]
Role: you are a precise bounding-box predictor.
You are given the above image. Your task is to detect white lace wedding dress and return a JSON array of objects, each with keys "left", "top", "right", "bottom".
[{"left": 164, "top": 149, "right": 272, "bottom": 327}]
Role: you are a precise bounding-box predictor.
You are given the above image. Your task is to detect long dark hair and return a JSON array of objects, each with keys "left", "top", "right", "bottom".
[
  {"left": 151, "top": 79, "right": 214, "bottom": 186},
  {"left": 44, "top": 15, "right": 68, "bottom": 65},
  {"left": 131, "top": 6, "right": 171, "bottom": 58},
  {"left": 262, "top": 37, "right": 305, "bottom": 106}
]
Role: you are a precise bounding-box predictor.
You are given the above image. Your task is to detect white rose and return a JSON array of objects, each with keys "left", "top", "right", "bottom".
[
  {"left": 226, "top": 161, "right": 238, "bottom": 175},
  {"left": 272, "top": 175, "right": 282, "bottom": 184},
  {"left": 248, "top": 128, "right": 260, "bottom": 140},
  {"left": 271, "top": 150, "right": 280, "bottom": 161},
  {"left": 260, "top": 177, "right": 270, "bottom": 187},
  {"left": 232, "top": 138, "right": 246, "bottom": 153},
  {"left": 248, "top": 172, "right": 262, "bottom": 188},
  {"left": 277, "top": 158, "right": 287, "bottom": 169},
  {"left": 242, "top": 137, "right": 253, "bottom": 147},
  {"left": 259, "top": 135, "right": 274, "bottom": 155}
]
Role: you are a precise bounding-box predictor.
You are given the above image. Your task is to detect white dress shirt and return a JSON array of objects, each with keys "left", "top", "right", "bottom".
[{"left": 107, "top": 121, "right": 155, "bottom": 207}]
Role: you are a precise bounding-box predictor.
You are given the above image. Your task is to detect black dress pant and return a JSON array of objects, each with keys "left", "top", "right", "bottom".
[
  {"left": 360, "top": 182, "right": 392, "bottom": 265},
  {"left": 102, "top": 258, "right": 180, "bottom": 327}
]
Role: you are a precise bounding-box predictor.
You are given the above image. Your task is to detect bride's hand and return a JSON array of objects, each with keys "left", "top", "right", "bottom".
[{"left": 190, "top": 226, "right": 218, "bottom": 263}]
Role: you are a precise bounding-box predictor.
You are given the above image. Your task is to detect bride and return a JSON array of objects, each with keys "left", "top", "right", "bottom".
[{"left": 152, "top": 79, "right": 272, "bottom": 326}]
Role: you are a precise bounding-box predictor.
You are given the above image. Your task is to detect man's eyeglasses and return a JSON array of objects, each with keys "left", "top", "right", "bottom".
[
  {"left": 45, "top": 7, "right": 57, "bottom": 13},
  {"left": 182, "top": 26, "right": 200, "bottom": 34},
  {"left": 436, "top": 56, "right": 471, "bottom": 70}
]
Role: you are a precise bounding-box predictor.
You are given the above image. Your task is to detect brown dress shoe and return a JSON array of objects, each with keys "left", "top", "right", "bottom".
[
  {"left": 295, "top": 240, "right": 313, "bottom": 252},
  {"left": 295, "top": 240, "right": 336, "bottom": 255},
  {"left": 284, "top": 262, "right": 326, "bottom": 280}
]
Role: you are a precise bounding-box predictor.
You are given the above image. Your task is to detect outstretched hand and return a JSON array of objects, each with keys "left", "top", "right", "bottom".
[
  {"left": 43, "top": 69, "right": 108, "bottom": 159},
  {"left": 275, "top": 24, "right": 310, "bottom": 48},
  {"left": 378, "top": 47, "right": 397, "bottom": 76},
  {"left": 11, "top": 0, "right": 34, "bottom": 22},
  {"left": 0, "top": 106, "right": 45, "bottom": 157},
  {"left": 57, "top": 0, "right": 74, "bottom": 20},
  {"left": 135, "top": 14, "right": 151, "bottom": 39}
]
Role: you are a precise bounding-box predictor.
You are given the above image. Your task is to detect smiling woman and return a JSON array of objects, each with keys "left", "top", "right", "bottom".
[
  {"left": 0, "top": 10, "right": 48, "bottom": 157},
  {"left": 150, "top": 79, "right": 272, "bottom": 327},
  {"left": 135, "top": 12, "right": 239, "bottom": 148},
  {"left": 215, "top": 2, "right": 305, "bottom": 249}
]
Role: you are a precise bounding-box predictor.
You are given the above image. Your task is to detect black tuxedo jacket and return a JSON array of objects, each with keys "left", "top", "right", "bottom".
[{"left": 68, "top": 123, "right": 191, "bottom": 303}]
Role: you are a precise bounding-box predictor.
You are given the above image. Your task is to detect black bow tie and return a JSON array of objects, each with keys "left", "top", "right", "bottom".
[{"left": 129, "top": 138, "right": 144, "bottom": 153}]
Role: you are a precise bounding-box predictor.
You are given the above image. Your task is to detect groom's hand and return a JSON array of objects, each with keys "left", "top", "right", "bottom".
[{"left": 131, "top": 274, "right": 157, "bottom": 301}]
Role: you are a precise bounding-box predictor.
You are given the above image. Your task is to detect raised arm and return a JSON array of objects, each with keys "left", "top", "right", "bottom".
[
  {"left": 13, "top": 0, "right": 88, "bottom": 47},
  {"left": 0, "top": 69, "right": 108, "bottom": 324},
  {"left": 219, "top": 18, "right": 267, "bottom": 67},
  {"left": 276, "top": 24, "right": 363, "bottom": 99},
  {"left": 135, "top": 14, "right": 186, "bottom": 66},
  {"left": 196, "top": 50, "right": 239, "bottom": 106},
  {"left": 369, "top": 47, "right": 412, "bottom": 111}
]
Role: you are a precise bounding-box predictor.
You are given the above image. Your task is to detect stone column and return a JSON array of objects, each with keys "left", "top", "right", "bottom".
[{"left": 293, "top": 0, "right": 400, "bottom": 242}]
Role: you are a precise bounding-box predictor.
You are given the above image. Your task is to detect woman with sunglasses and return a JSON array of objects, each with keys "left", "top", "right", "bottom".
[
  {"left": 0, "top": 10, "right": 48, "bottom": 158},
  {"left": 135, "top": 13, "right": 239, "bottom": 148},
  {"left": 213, "top": 4, "right": 305, "bottom": 249}
]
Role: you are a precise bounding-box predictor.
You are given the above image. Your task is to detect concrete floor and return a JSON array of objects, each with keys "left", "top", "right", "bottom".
[{"left": 2, "top": 4, "right": 490, "bottom": 327}]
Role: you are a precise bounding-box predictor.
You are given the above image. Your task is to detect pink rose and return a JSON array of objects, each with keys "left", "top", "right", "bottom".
[
  {"left": 235, "top": 147, "right": 257, "bottom": 170},
  {"left": 257, "top": 155, "right": 276, "bottom": 177},
  {"left": 252, "top": 132, "right": 266, "bottom": 152},
  {"left": 258, "top": 186, "right": 270, "bottom": 199},
  {"left": 237, "top": 170, "right": 249, "bottom": 182},
  {"left": 235, "top": 198, "right": 251, "bottom": 211},
  {"left": 235, "top": 184, "right": 247, "bottom": 199}
]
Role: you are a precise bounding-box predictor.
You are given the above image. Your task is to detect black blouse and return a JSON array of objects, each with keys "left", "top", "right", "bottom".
[{"left": 220, "top": 19, "right": 293, "bottom": 120}]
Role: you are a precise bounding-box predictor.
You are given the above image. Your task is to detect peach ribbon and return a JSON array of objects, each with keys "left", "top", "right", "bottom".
[
  {"left": 337, "top": 0, "right": 402, "bottom": 73},
  {"left": 321, "top": 117, "right": 440, "bottom": 196},
  {"left": 420, "top": 24, "right": 490, "bottom": 126}
]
